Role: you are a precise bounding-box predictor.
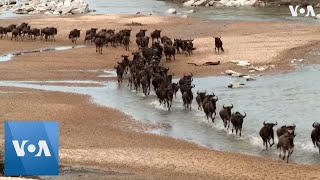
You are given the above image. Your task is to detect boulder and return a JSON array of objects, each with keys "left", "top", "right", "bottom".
[
  {"left": 3, "top": 0, "right": 16, "bottom": 5},
  {"left": 183, "top": 0, "right": 196, "bottom": 6},
  {"left": 14, "top": 9, "right": 28, "bottom": 14},
  {"left": 181, "top": 15, "right": 189, "bottom": 18},
  {"left": 193, "top": 0, "right": 208, "bottom": 6},
  {"left": 166, "top": 8, "right": 177, "bottom": 14},
  {"left": 316, "top": 14, "right": 320, "bottom": 19},
  {"left": 228, "top": 83, "right": 245, "bottom": 88},
  {"left": 229, "top": 60, "right": 251, "bottom": 67}
]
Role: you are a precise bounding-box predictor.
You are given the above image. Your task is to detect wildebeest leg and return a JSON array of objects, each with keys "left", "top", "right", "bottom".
[
  {"left": 282, "top": 150, "right": 286, "bottom": 160},
  {"left": 269, "top": 138, "right": 274, "bottom": 147}
]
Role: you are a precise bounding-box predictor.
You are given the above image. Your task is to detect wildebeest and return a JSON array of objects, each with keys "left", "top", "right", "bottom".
[
  {"left": 219, "top": 104, "right": 233, "bottom": 128},
  {"left": 114, "top": 62, "right": 125, "bottom": 84},
  {"left": 202, "top": 94, "right": 219, "bottom": 123},
  {"left": 214, "top": 37, "right": 224, "bottom": 54},
  {"left": 3, "top": 24, "right": 16, "bottom": 37},
  {"left": 69, "top": 29, "right": 81, "bottom": 44},
  {"left": 136, "top": 29, "right": 147, "bottom": 38},
  {"left": 41, "top": 27, "right": 57, "bottom": 41},
  {"left": 11, "top": 28, "right": 22, "bottom": 41},
  {"left": 151, "top": 29, "right": 161, "bottom": 42},
  {"left": 196, "top": 90, "right": 207, "bottom": 111},
  {"left": 94, "top": 38, "right": 104, "bottom": 54},
  {"left": 182, "top": 84, "right": 195, "bottom": 109},
  {"left": 230, "top": 112, "right": 246, "bottom": 136},
  {"left": 259, "top": 121, "right": 277, "bottom": 150},
  {"left": 28, "top": 28, "right": 40, "bottom": 40},
  {"left": 122, "top": 36, "right": 130, "bottom": 51},
  {"left": 164, "top": 44, "right": 176, "bottom": 62},
  {"left": 86, "top": 28, "right": 98, "bottom": 35},
  {"left": 84, "top": 33, "right": 95, "bottom": 44},
  {"left": 161, "top": 36, "right": 173, "bottom": 46},
  {"left": 276, "top": 124, "right": 296, "bottom": 139},
  {"left": 277, "top": 133, "right": 296, "bottom": 163},
  {"left": 311, "top": 122, "right": 320, "bottom": 153}
]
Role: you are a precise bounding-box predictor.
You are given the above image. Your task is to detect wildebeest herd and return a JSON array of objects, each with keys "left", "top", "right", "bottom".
[
  {"left": 0, "top": 22, "right": 57, "bottom": 41},
  {"left": 1, "top": 22, "right": 319, "bottom": 164}
]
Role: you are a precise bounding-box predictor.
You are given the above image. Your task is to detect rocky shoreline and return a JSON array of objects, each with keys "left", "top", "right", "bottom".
[{"left": 0, "top": 0, "right": 90, "bottom": 15}]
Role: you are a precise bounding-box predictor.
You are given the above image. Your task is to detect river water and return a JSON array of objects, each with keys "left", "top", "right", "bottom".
[{"left": 0, "top": 63, "right": 319, "bottom": 164}]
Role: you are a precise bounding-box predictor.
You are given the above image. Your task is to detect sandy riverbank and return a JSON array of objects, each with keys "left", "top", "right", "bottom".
[
  {"left": 0, "top": 14, "right": 319, "bottom": 81},
  {"left": 1, "top": 14, "right": 320, "bottom": 179}
]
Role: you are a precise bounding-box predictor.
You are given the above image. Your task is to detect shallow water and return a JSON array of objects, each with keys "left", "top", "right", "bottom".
[
  {"left": 0, "top": 45, "right": 86, "bottom": 62},
  {"left": 0, "top": 65, "right": 319, "bottom": 164}
]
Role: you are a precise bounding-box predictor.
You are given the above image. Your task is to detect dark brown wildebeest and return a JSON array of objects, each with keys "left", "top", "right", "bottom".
[
  {"left": 182, "top": 84, "right": 195, "bottom": 110},
  {"left": 94, "top": 37, "right": 104, "bottom": 54},
  {"left": 86, "top": 28, "right": 98, "bottom": 35},
  {"left": 21, "top": 25, "right": 31, "bottom": 39},
  {"left": 219, "top": 104, "right": 234, "bottom": 128},
  {"left": 174, "top": 39, "right": 183, "bottom": 54},
  {"left": 69, "top": 29, "right": 81, "bottom": 44},
  {"left": 184, "top": 39, "right": 194, "bottom": 56},
  {"left": 161, "top": 36, "right": 173, "bottom": 46},
  {"left": 84, "top": 33, "right": 95, "bottom": 44},
  {"left": 136, "top": 29, "right": 147, "bottom": 38},
  {"left": 114, "top": 62, "right": 125, "bottom": 84},
  {"left": 41, "top": 27, "right": 57, "bottom": 41},
  {"left": 0, "top": 26, "right": 6, "bottom": 38},
  {"left": 11, "top": 28, "right": 22, "bottom": 41},
  {"left": 195, "top": 90, "right": 207, "bottom": 111},
  {"left": 28, "top": 28, "right": 40, "bottom": 40},
  {"left": 214, "top": 37, "right": 224, "bottom": 54},
  {"left": 277, "top": 133, "right": 296, "bottom": 163},
  {"left": 311, "top": 122, "right": 320, "bottom": 153},
  {"left": 122, "top": 36, "right": 130, "bottom": 51},
  {"left": 230, "top": 112, "right": 246, "bottom": 136},
  {"left": 164, "top": 44, "right": 176, "bottom": 62},
  {"left": 276, "top": 124, "right": 296, "bottom": 139},
  {"left": 259, "top": 121, "right": 277, "bottom": 150},
  {"left": 151, "top": 29, "right": 161, "bottom": 42},
  {"left": 4, "top": 24, "right": 16, "bottom": 37},
  {"left": 202, "top": 94, "right": 219, "bottom": 123}
]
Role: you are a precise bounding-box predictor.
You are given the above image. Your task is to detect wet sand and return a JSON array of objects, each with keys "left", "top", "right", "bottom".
[{"left": 1, "top": 14, "right": 320, "bottom": 179}]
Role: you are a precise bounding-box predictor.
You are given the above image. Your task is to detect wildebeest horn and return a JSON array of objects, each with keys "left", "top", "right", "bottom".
[
  {"left": 263, "top": 120, "right": 266, "bottom": 125},
  {"left": 223, "top": 104, "right": 226, "bottom": 108},
  {"left": 204, "top": 90, "right": 207, "bottom": 94},
  {"left": 313, "top": 122, "right": 318, "bottom": 128},
  {"left": 231, "top": 104, "right": 233, "bottom": 108},
  {"left": 242, "top": 112, "right": 246, "bottom": 118},
  {"left": 293, "top": 123, "right": 296, "bottom": 128},
  {"left": 197, "top": 90, "right": 199, "bottom": 95},
  {"left": 275, "top": 121, "right": 278, "bottom": 126},
  {"left": 214, "top": 96, "right": 219, "bottom": 101}
]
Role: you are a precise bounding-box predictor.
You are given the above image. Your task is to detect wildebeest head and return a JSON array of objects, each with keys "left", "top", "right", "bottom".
[
  {"left": 197, "top": 90, "right": 207, "bottom": 97},
  {"left": 312, "top": 122, "right": 320, "bottom": 129},
  {"left": 223, "top": 104, "right": 233, "bottom": 114},
  {"left": 263, "top": 120, "right": 278, "bottom": 128}
]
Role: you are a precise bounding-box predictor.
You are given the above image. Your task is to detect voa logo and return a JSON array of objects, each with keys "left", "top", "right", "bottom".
[
  {"left": 289, "top": 5, "right": 316, "bottom": 17},
  {"left": 12, "top": 140, "right": 51, "bottom": 157}
]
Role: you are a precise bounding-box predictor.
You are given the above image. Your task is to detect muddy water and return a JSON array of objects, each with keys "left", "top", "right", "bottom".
[
  {"left": 0, "top": 65, "right": 319, "bottom": 164},
  {"left": 0, "top": 45, "right": 86, "bottom": 62}
]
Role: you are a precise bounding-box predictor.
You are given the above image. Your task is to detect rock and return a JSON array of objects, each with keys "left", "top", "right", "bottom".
[
  {"left": 205, "top": 1, "right": 215, "bottom": 6},
  {"left": 253, "top": 0, "right": 266, "bottom": 7},
  {"left": 243, "top": 75, "right": 257, "bottom": 81},
  {"left": 166, "top": 8, "right": 177, "bottom": 14},
  {"left": 228, "top": 83, "right": 245, "bottom": 88},
  {"left": 52, "top": 11, "right": 60, "bottom": 15},
  {"left": 3, "top": 0, "right": 16, "bottom": 5},
  {"left": 229, "top": 60, "right": 251, "bottom": 67},
  {"left": 225, "top": 70, "right": 246, "bottom": 77},
  {"left": 44, "top": 11, "right": 52, "bottom": 15},
  {"left": 183, "top": 0, "right": 196, "bottom": 6},
  {"left": 14, "top": 9, "right": 28, "bottom": 14},
  {"left": 136, "top": 11, "right": 140, "bottom": 14},
  {"left": 193, "top": 0, "right": 208, "bottom": 6}
]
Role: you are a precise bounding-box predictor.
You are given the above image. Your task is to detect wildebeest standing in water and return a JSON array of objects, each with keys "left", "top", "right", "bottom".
[
  {"left": 311, "top": 122, "right": 320, "bottom": 153},
  {"left": 195, "top": 90, "right": 207, "bottom": 111},
  {"left": 219, "top": 104, "right": 233, "bottom": 128},
  {"left": 94, "top": 38, "right": 104, "bottom": 54},
  {"left": 259, "top": 121, "right": 277, "bottom": 150},
  {"left": 114, "top": 62, "right": 125, "bottom": 84},
  {"left": 230, "top": 112, "right": 246, "bottom": 136},
  {"left": 277, "top": 133, "right": 296, "bottom": 163},
  {"left": 276, "top": 124, "right": 296, "bottom": 139},
  {"left": 214, "top": 37, "right": 224, "bottom": 54},
  {"left": 69, "top": 29, "right": 81, "bottom": 44},
  {"left": 182, "top": 84, "right": 195, "bottom": 109},
  {"left": 202, "top": 94, "right": 219, "bottom": 123}
]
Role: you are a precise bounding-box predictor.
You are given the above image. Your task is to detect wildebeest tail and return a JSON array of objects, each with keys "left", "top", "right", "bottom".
[
  {"left": 221, "top": 46, "right": 224, "bottom": 52},
  {"left": 68, "top": 34, "right": 71, "bottom": 39},
  {"left": 192, "top": 47, "right": 196, "bottom": 50}
]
